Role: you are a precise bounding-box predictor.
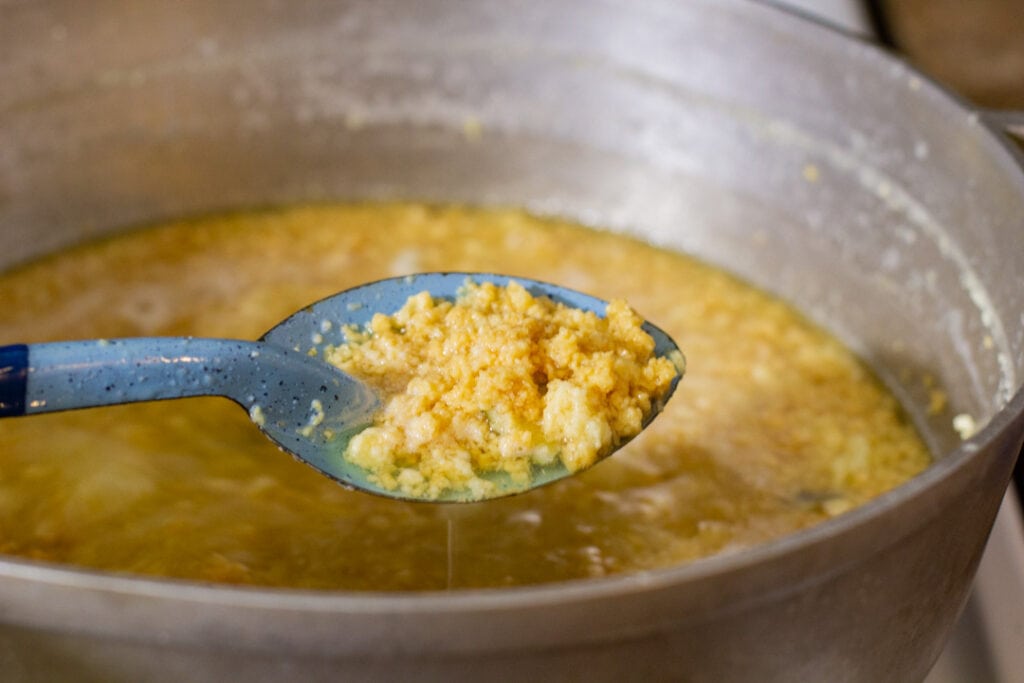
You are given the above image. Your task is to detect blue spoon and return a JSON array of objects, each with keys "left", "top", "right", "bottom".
[{"left": 0, "top": 273, "right": 683, "bottom": 502}]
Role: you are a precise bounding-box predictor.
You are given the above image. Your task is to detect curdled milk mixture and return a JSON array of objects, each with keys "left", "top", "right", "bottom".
[
  {"left": 329, "top": 280, "right": 681, "bottom": 501},
  {"left": 0, "top": 204, "right": 930, "bottom": 590}
]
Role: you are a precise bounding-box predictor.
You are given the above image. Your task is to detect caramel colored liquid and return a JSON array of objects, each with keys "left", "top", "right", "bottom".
[{"left": 0, "top": 204, "right": 929, "bottom": 590}]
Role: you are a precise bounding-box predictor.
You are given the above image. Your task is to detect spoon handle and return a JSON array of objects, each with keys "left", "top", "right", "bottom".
[{"left": 0, "top": 338, "right": 267, "bottom": 417}]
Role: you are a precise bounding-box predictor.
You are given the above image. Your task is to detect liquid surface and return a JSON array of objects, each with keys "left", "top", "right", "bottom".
[{"left": 0, "top": 204, "right": 930, "bottom": 590}]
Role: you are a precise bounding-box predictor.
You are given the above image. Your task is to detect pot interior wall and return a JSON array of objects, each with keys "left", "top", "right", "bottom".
[{"left": 2, "top": 0, "right": 1023, "bottom": 460}]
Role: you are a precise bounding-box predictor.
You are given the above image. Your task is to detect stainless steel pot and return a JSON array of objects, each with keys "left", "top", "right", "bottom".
[{"left": 2, "top": 1, "right": 1023, "bottom": 681}]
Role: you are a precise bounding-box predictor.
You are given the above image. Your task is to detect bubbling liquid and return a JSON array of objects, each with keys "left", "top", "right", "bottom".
[{"left": 0, "top": 204, "right": 930, "bottom": 590}]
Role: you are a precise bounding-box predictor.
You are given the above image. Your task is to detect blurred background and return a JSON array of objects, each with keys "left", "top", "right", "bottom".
[
  {"left": 878, "top": 0, "right": 1024, "bottom": 111},
  {"left": 782, "top": 0, "right": 1024, "bottom": 110}
]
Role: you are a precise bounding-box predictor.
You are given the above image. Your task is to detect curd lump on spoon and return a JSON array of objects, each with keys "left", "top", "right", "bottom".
[{"left": 326, "top": 279, "right": 683, "bottom": 501}]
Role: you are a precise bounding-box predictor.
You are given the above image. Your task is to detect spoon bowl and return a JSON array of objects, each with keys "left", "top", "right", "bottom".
[{"left": 0, "top": 272, "right": 683, "bottom": 502}]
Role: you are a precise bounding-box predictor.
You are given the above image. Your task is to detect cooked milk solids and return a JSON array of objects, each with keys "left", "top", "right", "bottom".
[
  {"left": 0, "top": 204, "right": 930, "bottom": 590},
  {"left": 327, "top": 280, "right": 681, "bottom": 501}
]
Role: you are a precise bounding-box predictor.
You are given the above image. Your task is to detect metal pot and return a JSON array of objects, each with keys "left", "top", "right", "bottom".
[{"left": 1, "top": 1, "right": 1023, "bottom": 680}]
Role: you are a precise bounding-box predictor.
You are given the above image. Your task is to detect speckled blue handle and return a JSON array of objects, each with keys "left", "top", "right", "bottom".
[
  {"left": 0, "top": 337, "right": 374, "bottom": 423},
  {"left": 0, "top": 336, "right": 379, "bottom": 486},
  {"left": 17, "top": 338, "right": 276, "bottom": 414}
]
